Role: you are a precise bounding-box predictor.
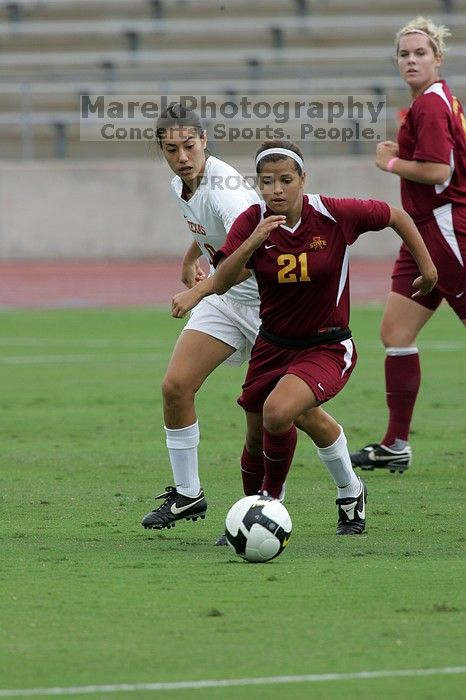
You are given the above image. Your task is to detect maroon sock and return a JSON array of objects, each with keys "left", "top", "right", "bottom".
[
  {"left": 382, "top": 352, "right": 421, "bottom": 445},
  {"left": 240, "top": 446, "right": 264, "bottom": 495},
  {"left": 261, "top": 426, "right": 297, "bottom": 499}
]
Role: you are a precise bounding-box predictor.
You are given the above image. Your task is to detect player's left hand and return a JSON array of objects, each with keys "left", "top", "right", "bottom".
[
  {"left": 411, "top": 268, "right": 438, "bottom": 298},
  {"left": 181, "top": 259, "right": 206, "bottom": 288},
  {"left": 250, "top": 215, "right": 287, "bottom": 247},
  {"left": 193, "top": 260, "right": 207, "bottom": 285}
]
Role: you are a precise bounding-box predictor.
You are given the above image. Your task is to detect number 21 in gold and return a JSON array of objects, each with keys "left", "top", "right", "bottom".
[{"left": 277, "top": 253, "right": 311, "bottom": 283}]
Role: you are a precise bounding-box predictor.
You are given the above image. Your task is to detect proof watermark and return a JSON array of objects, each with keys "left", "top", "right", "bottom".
[{"left": 79, "top": 94, "right": 386, "bottom": 143}]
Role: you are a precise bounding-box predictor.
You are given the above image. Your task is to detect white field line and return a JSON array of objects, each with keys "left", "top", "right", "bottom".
[
  {"left": 0, "top": 339, "right": 164, "bottom": 348},
  {"left": 366, "top": 340, "right": 466, "bottom": 351},
  {"left": 0, "top": 338, "right": 464, "bottom": 353},
  {"left": 0, "top": 354, "right": 164, "bottom": 364},
  {"left": 0, "top": 339, "right": 465, "bottom": 365},
  {"left": 0, "top": 667, "right": 465, "bottom": 698}
]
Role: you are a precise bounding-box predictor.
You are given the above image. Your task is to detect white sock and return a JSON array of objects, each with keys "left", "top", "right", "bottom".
[
  {"left": 387, "top": 438, "right": 408, "bottom": 451},
  {"left": 278, "top": 482, "right": 286, "bottom": 502},
  {"left": 316, "top": 427, "right": 361, "bottom": 499},
  {"left": 164, "top": 421, "right": 201, "bottom": 497}
]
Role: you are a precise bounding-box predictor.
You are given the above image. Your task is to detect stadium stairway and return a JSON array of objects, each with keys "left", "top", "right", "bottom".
[{"left": 0, "top": 0, "right": 464, "bottom": 158}]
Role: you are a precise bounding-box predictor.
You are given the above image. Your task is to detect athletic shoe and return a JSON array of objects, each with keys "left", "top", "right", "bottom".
[
  {"left": 215, "top": 534, "right": 228, "bottom": 546},
  {"left": 141, "top": 486, "right": 207, "bottom": 530},
  {"left": 336, "top": 479, "right": 367, "bottom": 535},
  {"left": 350, "top": 443, "right": 412, "bottom": 474}
]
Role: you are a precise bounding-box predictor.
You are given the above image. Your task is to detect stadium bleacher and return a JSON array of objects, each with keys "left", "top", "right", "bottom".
[{"left": 0, "top": 0, "right": 464, "bottom": 158}]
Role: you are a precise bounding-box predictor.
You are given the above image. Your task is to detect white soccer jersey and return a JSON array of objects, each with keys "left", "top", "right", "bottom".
[{"left": 171, "top": 155, "right": 260, "bottom": 306}]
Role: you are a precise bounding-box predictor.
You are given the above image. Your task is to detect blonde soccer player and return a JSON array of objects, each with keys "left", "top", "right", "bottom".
[{"left": 351, "top": 17, "right": 466, "bottom": 473}]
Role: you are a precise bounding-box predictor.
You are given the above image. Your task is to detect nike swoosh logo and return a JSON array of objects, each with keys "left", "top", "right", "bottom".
[
  {"left": 367, "top": 450, "right": 406, "bottom": 463},
  {"left": 171, "top": 498, "right": 204, "bottom": 515},
  {"left": 341, "top": 503, "right": 356, "bottom": 520},
  {"left": 357, "top": 498, "right": 366, "bottom": 520},
  {"left": 455, "top": 291, "right": 464, "bottom": 299},
  {"left": 282, "top": 535, "right": 291, "bottom": 548},
  {"left": 264, "top": 244, "right": 276, "bottom": 249}
]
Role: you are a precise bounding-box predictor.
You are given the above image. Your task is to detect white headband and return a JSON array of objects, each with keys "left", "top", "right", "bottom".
[
  {"left": 255, "top": 147, "right": 304, "bottom": 171},
  {"left": 398, "top": 29, "right": 440, "bottom": 53}
]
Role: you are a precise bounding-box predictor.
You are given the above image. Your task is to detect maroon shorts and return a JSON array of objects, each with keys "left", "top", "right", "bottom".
[
  {"left": 238, "top": 336, "right": 357, "bottom": 413},
  {"left": 392, "top": 207, "right": 466, "bottom": 319}
]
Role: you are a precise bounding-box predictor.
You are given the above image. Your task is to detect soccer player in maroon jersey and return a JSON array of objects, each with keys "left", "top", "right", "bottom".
[
  {"left": 351, "top": 17, "right": 466, "bottom": 474},
  {"left": 212, "top": 140, "right": 437, "bottom": 534}
]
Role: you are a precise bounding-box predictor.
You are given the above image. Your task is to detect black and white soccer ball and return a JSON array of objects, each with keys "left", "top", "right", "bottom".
[{"left": 225, "top": 495, "right": 292, "bottom": 563}]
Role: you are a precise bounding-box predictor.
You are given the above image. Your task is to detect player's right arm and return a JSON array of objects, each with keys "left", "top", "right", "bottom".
[
  {"left": 213, "top": 215, "right": 285, "bottom": 295},
  {"left": 376, "top": 96, "right": 453, "bottom": 185},
  {"left": 388, "top": 206, "right": 438, "bottom": 297},
  {"left": 376, "top": 141, "right": 451, "bottom": 184},
  {"left": 181, "top": 241, "right": 205, "bottom": 288}
]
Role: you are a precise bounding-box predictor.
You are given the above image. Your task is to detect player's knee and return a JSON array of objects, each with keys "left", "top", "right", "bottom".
[
  {"left": 380, "top": 303, "right": 422, "bottom": 346},
  {"left": 380, "top": 320, "right": 414, "bottom": 347},
  {"left": 262, "top": 398, "right": 292, "bottom": 434},
  {"left": 161, "top": 373, "right": 192, "bottom": 404},
  {"left": 380, "top": 312, "right": 406, "bottom": 346}
]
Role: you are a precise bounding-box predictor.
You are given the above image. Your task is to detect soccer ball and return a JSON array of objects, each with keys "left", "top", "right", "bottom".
[{"left": 225, "top": 495, "right": 292, "bottom": 563}]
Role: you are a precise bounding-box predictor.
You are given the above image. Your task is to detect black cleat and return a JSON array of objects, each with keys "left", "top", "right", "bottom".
[
  {"left": 141, "top": 486, "right": 207, "bottom": 530},
  {"left": 215, "top": 533, "right": 228, "bottom": 546},
  {"left": 336, "top": 479, "right": 367, "bottom": 535},
  {"left": 350, "top": 443, "right": 412, "bottom": 474}
]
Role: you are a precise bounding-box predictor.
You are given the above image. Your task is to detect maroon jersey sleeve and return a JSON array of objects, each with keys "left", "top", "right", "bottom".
[
  {"left": 411, "top": 94, "right": 454, "bottom": 165},
  {"left": 212, "top": 203, "right": 262, "bottom": 268},
  {"left": 318, "top": 196, "right": 391, "bottom": 243}
]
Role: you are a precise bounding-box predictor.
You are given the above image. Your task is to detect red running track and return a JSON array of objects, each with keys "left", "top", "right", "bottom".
[{"left": 0, "top": 259, "right": 393, "bottom": 309}]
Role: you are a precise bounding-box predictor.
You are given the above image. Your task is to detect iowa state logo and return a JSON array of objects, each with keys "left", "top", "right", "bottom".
[{"left": 309, "top": 236, "right": 327, "bottom": 251}]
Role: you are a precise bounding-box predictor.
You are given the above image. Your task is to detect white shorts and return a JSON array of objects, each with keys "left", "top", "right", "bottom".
[{"left": 183, "top": 294, "right": 260, "bottom": 366}]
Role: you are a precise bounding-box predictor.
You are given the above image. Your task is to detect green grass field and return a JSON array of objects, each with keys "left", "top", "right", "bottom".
[{"left": 1, "top": 305, "right": 465, "bottom": 700}]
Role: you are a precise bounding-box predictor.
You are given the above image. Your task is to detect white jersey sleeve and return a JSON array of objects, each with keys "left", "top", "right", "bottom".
[{"left": 170, "top": 156, "right": 260, "bottom": 306}]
